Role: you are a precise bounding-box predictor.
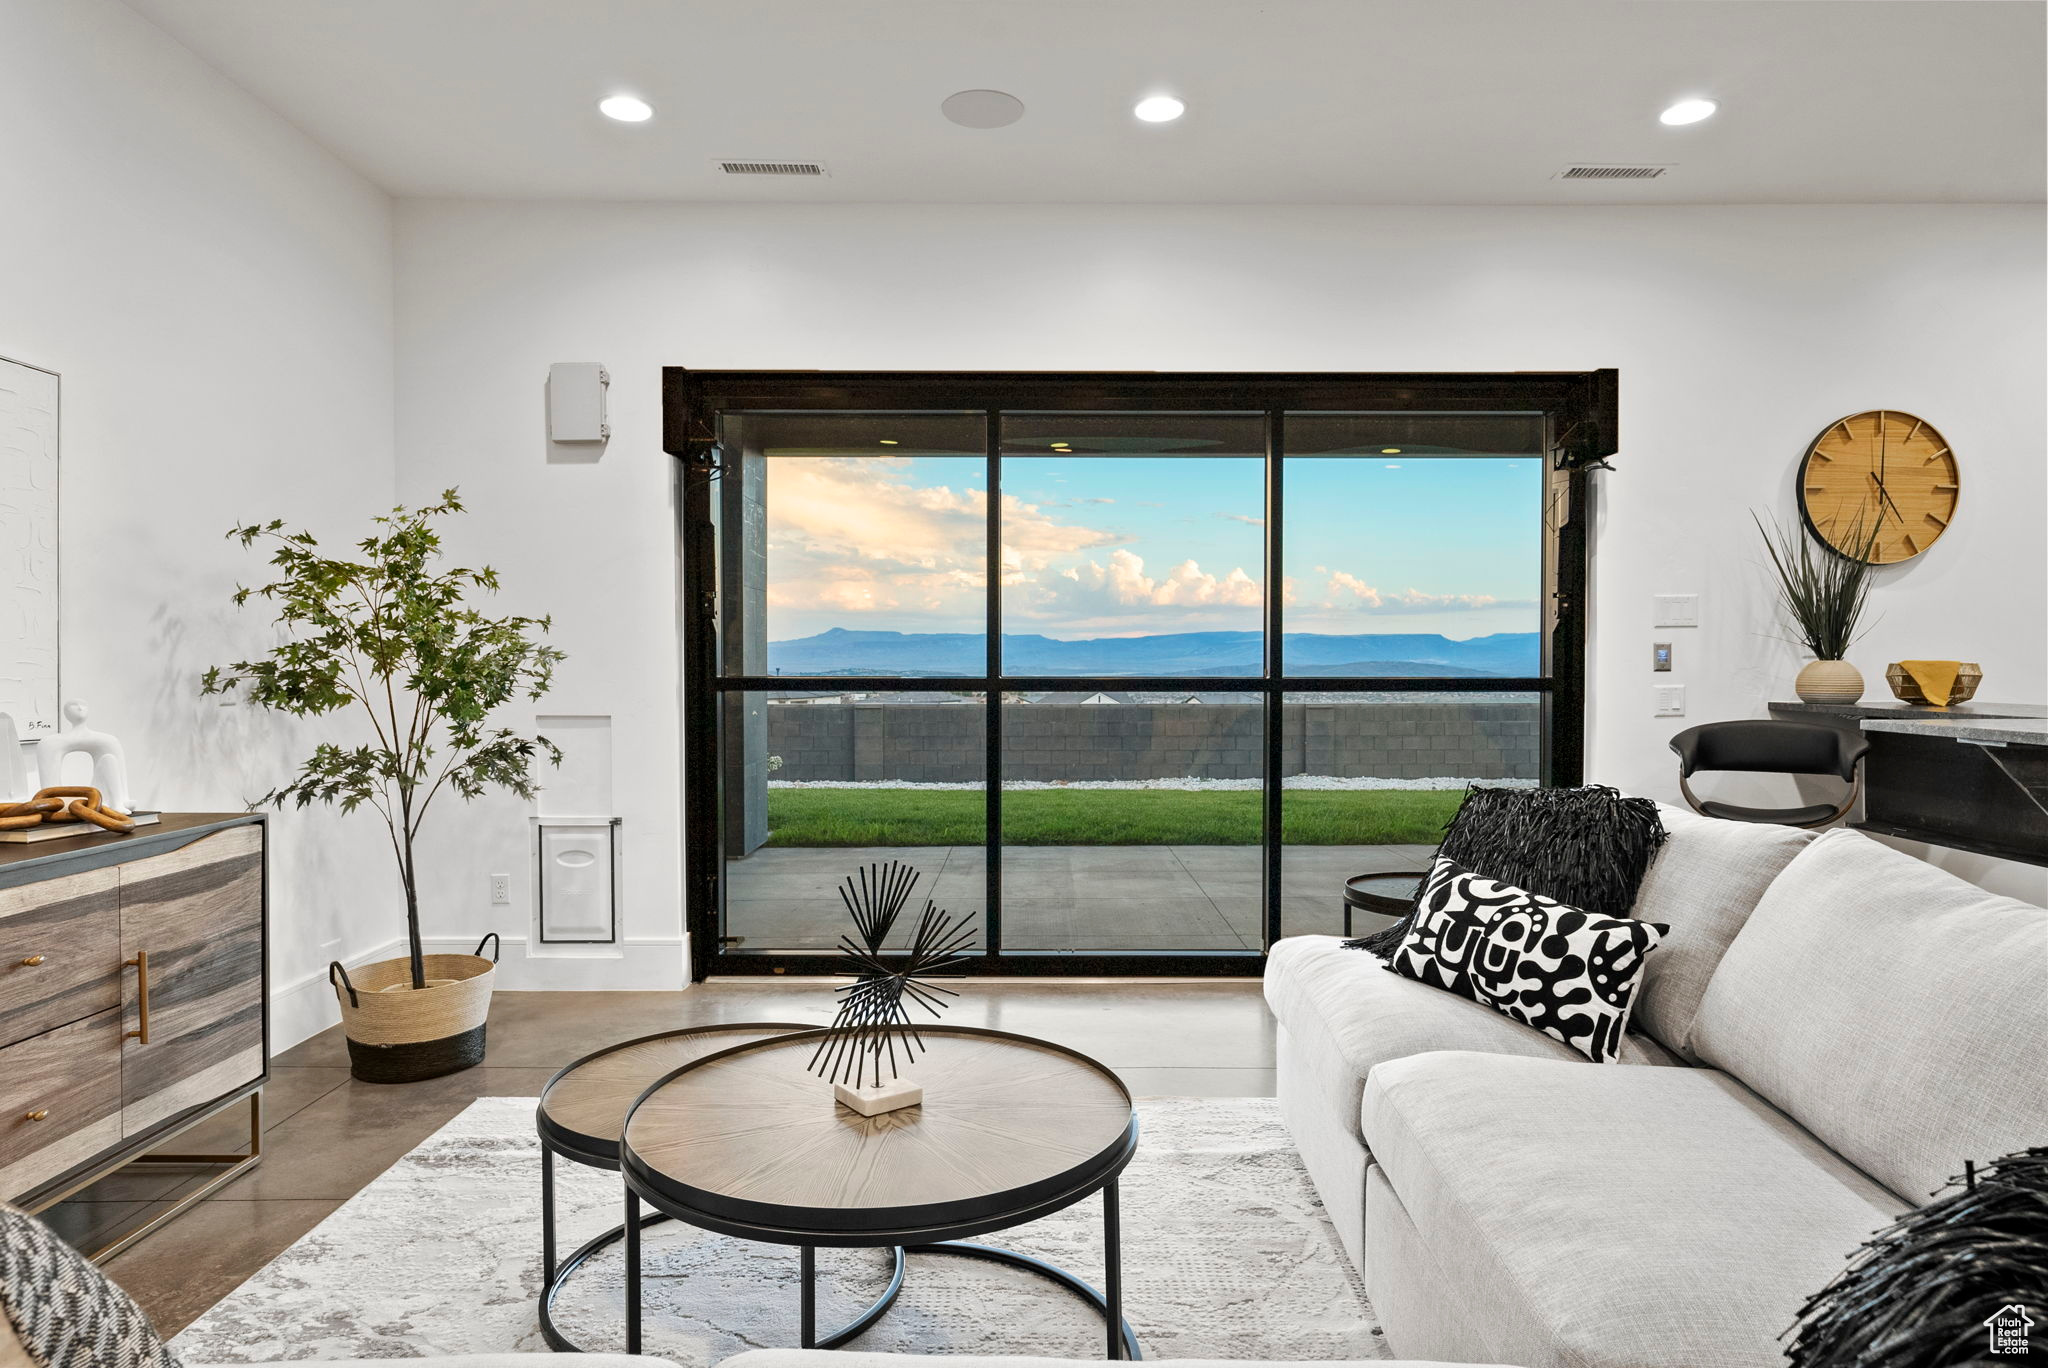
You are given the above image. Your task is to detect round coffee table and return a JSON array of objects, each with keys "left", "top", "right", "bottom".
[
  {"left": 620, "top": 1025, "right": 1140, "bottom": 1359},
  {"left": 534, "top": 1022, "right": 908, "bottom": 1354},
  {"left": 1342, "top": 869, "right": 1427, "bottom": 937}
]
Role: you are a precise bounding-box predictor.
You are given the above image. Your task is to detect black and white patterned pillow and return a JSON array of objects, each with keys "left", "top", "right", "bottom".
[
  {"left": 1386, "top": 857, "right": 1668, "bottom": 1064},
  {"left": 0, "top": 1205, "right": 181, "bottom": 1368}
]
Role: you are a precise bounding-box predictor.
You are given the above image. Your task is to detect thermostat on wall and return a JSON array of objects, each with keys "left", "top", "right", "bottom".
[{"left": 547, "top": 362, "right": 610, "bottom": 443}]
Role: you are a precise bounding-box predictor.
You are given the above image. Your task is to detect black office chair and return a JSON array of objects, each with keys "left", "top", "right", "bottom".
[{"left": 1669, "top": 720, "right": 1870, "bottom": 828}]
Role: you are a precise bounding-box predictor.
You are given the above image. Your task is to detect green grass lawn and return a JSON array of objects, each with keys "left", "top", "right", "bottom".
[{"left": 763, "top": 786, "right": 1462, "bottom": 847}]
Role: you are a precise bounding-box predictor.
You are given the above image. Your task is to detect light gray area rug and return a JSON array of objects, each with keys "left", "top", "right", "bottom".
[{"left": 173, "top": 1096, "right": 1388, "bottom": 1363}]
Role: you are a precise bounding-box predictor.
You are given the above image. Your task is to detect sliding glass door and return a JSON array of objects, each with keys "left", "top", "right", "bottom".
[{"left": 674, "top": 371, "right": 1608, "bottom": 977}]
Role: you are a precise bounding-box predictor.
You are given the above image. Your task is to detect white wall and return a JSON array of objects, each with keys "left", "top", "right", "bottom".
[
  {"left": 1, "top": 0, "right": 400, "bottom": 1046},
  {"left": 395, "top": 198, "right": 2047, "bottom": 957}
]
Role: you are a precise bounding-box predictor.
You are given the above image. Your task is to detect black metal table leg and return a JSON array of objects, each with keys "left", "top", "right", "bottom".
[
  {"left": 800, "top": 1245, "right": 816, "bottom": 1348},
  {"left": 907, "top": 1242, "right": 1142, "bottom": 1360},
  {"left": 625, "top": 1189, "right": 642, "bottom": 1355},
  {"left": 539, "top": 1199, "right": 907, "bottom": 1353},
  {"left": 1105, "top": 1179, "right": 1124, "bottom": 1360},
  {"left": 541, "top": 1144, "right": 557, "bottom": 1282}
]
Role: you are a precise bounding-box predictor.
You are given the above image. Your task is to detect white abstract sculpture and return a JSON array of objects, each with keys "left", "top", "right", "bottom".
[
  {"left": 35, "top": 700, "right": 133, "bottom": 813},
  {"left": 0, "top": 713, "right": 29, "bottom": 802}
]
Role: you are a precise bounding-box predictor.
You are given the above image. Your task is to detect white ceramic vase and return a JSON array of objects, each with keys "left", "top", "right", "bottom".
[{"left": 1795, "top": 659, "right": 1865, "bottom": 704}]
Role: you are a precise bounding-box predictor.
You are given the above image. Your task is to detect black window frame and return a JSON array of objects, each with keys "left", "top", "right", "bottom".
[{"left": 669, "top": 369, "right": 1616, "bottom": 981}]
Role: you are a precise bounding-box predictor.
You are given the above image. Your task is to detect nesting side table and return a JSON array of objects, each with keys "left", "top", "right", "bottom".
[
  {"left": 621, "top": 1025, "right": 1141, "bottom": 1359},
  {"left": 1341, "top": 869, "right": 1427, "bottom": 937},
  {"left": 534, "top": 1022, "right": 909, "bottom": 1353}
]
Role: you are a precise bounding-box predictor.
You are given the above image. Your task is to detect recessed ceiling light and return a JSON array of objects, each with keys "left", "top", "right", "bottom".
[
  {"left": 879, "top": 439, "right": 899, "bottom": 445},
  {"left": 1659, "top": 98, "right": 1716, "bottom": 127},
  {"left": 941, "top": 89, "right": 1026, "bottom": 129},
  {"left": 599, "top": 95, "right": 653, "bottom": 123},
  {"left": 1381, "top": 448, "right": 1402, "bottom": 454},
  {"left": 1134, "top": 95, "right": 1185, "bottom": 123}
]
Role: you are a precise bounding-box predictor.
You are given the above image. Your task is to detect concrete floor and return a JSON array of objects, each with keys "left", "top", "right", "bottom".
[
  {"left": 64, "top": 979, "right": 1282, "bottom": 1336},
  {"left": 726, "top": 843, "right": 1431, "bottom": 950}
]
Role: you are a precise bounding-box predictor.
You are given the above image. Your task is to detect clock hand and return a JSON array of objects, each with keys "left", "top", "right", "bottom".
[{"left": 1866, "top": 472, "right": 1908, "bottom": 527}]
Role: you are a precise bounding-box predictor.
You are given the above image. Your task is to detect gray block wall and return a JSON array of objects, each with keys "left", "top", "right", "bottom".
[{"left": 767, "top": 701, "right": 1538, "bottom": 783}]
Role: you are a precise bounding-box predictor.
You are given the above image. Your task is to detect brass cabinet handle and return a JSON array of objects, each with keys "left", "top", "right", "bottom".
[
  {"left": 19, "top": 955, "right": 45, "bottom": 967},
  {"left": 125, "top": 950, "right": 150, "bottom": 1043},
  {"left": 24, "top": 1109, "right": 49, "bottom": 1122}
]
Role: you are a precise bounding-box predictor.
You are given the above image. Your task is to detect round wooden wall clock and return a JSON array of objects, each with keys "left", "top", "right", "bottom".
[{"left": 1797, "top": 410, "right": 1959, "bottom": 564}]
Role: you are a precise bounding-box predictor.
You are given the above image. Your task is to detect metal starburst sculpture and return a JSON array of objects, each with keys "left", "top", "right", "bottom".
[{"left": 807, "top": 861, "right": 979, "bottom": 1090}]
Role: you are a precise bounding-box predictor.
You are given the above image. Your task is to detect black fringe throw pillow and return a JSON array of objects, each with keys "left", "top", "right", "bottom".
[
  {"left": 1785, "top": 1147, "right": 2048, "bottom": 1367},
  {"left": 1344, "top": 784, "right": 1667, "bottom": 957}
]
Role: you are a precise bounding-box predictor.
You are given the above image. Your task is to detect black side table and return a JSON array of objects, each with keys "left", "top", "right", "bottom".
[
  {"left": 620, "top": 1025, "right": 1141, "bottom": 1359},
  {"left": 534, "top": 1021, "right": 908, "bottom": 1353},
  {"left": 1341, "top": 870, "right": 1427, "bottom": 936}
]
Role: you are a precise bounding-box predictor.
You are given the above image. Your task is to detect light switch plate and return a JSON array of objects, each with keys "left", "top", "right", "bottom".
[
  {"left": 1654, "top": 685, "right": 1686, "bottom": 717},
  {"left": 1653, "top": 594, "right": 1700, "bottom": 628}
]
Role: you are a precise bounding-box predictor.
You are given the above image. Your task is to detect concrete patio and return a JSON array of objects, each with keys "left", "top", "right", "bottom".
[{"left": 721, "top": 843, "right": 1431, "bottom": 951}]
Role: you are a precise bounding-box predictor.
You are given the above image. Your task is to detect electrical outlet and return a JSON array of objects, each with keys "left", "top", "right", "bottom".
[
  {"left": 489, "top": 874, "right": 511, "bottom": 906},
  {"left": 1653, "top": 594, "right": 1700, "bottom": 628},
  {"left": 1653, "top": 685, "right": 1686, "bottom": 717}
]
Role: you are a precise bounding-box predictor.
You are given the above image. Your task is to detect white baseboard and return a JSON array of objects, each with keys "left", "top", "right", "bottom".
[
  {"left": 420, "top": 933, "right": 690, "bottom": 991},
  {"left": 271, "top": 937, "right": 405, "bottom": 1056},
  {"left": 271, "top": 933, "right": 693, "bottom": 1054}
]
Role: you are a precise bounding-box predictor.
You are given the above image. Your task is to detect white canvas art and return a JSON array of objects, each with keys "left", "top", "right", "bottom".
[{"left": 0, "top": 357, "right": 59, "bottom": 738}]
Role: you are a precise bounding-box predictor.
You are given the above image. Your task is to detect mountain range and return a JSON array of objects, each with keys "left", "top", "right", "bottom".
[{"left": 765, "top": 628, "right": 1540, "bottom": 678}]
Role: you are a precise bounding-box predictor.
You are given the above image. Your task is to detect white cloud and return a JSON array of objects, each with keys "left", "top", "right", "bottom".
[
  {"left": 758, "top": 457, "right": 1526, "bottom": 641},
  {"left": 1007, "top": 549, "right": 1265, "bottom": 632},
  {"left": 1321, "top": 571, "right": 1524, "bottom": 615},
  {"left": 764, "top": 458, "right": 1120, "bottom": 631},
  {"left": 1218, "top": 512, "right": 1265, "bottom": 527}
]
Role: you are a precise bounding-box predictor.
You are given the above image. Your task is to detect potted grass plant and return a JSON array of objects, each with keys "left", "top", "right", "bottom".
[
  {"left": 203, "top": 490, "right": 563, "bottom": 1083},
  {"left": 1754, "top": 512, "right": 1879, "bottom": 704}
]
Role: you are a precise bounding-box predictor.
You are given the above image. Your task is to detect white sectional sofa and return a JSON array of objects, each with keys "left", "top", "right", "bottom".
[
  {"left": 716, "top": 1354, "right": 1519, "bottom": 1368},
  {"left": 196, "top": 1361, "right": 668, "bottom": 1367},
  {"left": 188, "top": 813, "right": 2046, "bottom": 1368},
  {"left": 1265, "top": 807, "right": 2048, "bottom": 1368}
]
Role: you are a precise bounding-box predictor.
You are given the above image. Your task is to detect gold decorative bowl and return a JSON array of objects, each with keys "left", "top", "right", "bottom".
[{"left": 1885, "top": 661, "right": 1982, "bottom": 707}]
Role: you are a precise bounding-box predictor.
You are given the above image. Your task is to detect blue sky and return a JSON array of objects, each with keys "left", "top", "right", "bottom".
[{"left": 762, "top": 454, "right": 1541, "bottom": 642}]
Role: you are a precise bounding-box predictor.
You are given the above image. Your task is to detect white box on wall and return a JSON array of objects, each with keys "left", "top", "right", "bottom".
[
  {"left": 537, "top": 714, "right": 613, "bottom": 816},
  {"left": 533, "top": 715, "right": 618, "bottom": 943},
  {"left": 537, "top": 818, "right": 618, "bottom": 943},
  {"left": 546, "top": 362, "right": 609, "bottom": 443}
]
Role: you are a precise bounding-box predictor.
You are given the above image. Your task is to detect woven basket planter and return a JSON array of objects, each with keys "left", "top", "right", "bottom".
[{"left": 328, "top": 934, "right": 499, "bottom": 1084}]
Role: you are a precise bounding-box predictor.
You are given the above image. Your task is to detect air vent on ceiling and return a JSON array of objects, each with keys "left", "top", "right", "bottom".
[
  {"left": 719, "top": 160, "right": 828, "bottom": 177},
  {"left": 1556, "top": 164, "right": 1670, "bottom": 181}
]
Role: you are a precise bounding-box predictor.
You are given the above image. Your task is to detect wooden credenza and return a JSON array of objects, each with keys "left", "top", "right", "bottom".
[{"left": 0, "top": 814, "right": 266, "bottom": 1212}]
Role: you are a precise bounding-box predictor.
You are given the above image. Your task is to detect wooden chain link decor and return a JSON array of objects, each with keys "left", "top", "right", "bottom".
[{"left": 0, "top": 785, "right": 137, "bottom": 834}]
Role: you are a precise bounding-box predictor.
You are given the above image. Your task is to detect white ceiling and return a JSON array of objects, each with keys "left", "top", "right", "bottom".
[{"left": 123, "top": 0, "right": 2045, "bottom": 204}]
